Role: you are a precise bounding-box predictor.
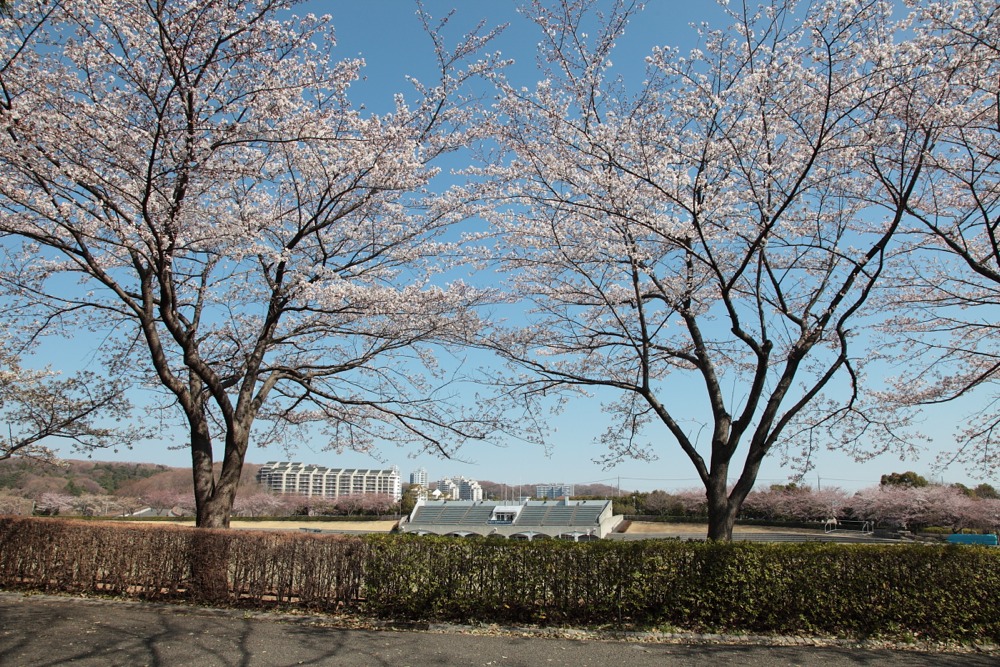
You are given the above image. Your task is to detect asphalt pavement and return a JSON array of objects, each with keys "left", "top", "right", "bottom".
[{"left": 0, "top": 592, "right": 996, "bottom": 667}]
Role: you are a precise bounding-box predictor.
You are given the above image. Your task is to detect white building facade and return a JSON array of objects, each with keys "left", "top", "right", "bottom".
[
  {"left": 409, "top": 467, "right": 429, "bottom": 487},
  {"left": 436, "top": 476, "right": 483, "bottom": 501},
  {"left": 536, "top": 483, "right": 575, "bottom": 499},
  {"left": 256, "top": 462, "right": 402, "bottom": 501},
  {"left": 435, "top": 478, "right": 459, "bottom": 500},
  {"left": 458, "top": 478, "right": 484, "bottom": 501}
]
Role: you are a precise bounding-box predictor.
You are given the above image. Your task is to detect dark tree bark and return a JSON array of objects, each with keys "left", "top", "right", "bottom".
[{"left": 480, "top": 0, "right": 942, "bottom": 540}]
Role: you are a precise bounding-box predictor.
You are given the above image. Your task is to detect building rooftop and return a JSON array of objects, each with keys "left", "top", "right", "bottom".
[
  {"left": 259, "top": 462, "right": 398, "bottom": 474},
  {"left": 401, "top": 498, "right": 619, "bottom": 540}
]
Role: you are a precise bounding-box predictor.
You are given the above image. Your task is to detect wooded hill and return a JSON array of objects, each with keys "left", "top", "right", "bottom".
[
  {"left": 0, "top": 458, "right": 619, "bottom": 502},
  {"left": 0, "top": 458, "right": 264, "bottom": 499},
  {"left": 0, "top": 458, "right": 168, "bottom": 497}
]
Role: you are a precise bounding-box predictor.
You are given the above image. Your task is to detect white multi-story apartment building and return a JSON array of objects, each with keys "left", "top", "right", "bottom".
[
  {"left": 536, "top": 483, "right": 575, "bottom": 499},
  {"left": 256, "top": 462, "right": 402, "bottom": 501},
  {"left": 435, "top": 476, "right": 483, "bottom": 501},
  {"left": 458, "top": 478, "right": 484, "bottom": 501},
  {"left": 409, "top": 467, "right": 428, "bottom": 488},
  {"left": 435, "top": 478, "right": 460, "bottom": 500}
]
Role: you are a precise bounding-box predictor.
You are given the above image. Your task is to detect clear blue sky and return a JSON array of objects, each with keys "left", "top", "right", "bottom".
[{"left": 38, "top": 0, "right": 994, "bottom": 493}]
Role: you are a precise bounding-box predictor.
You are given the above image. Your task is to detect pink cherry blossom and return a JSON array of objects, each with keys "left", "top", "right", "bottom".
[
  {"left": 0, "top": 0, "right": 507, "bottom": 528},
  {"left": 471, "top": 0, "right": 987, "bottom": 540}
]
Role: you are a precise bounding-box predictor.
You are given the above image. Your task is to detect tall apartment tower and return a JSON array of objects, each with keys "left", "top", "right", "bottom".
[
  {"left": 458, "top": 478, "right": 484, "bottom": 502},
  {"left": 409, "top": 467, "right": 429, "bottom": 487}
]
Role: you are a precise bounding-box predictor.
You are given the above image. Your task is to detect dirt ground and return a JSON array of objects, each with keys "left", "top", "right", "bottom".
[
  {"left": 235, "top": 519, "right": 399, "bottom": 532},
  {"left": 136, "top": 519, "right": 817, "bottom": 535},
  {"left": 145, "top": 519, "right": 399, "bottom": 532},
  {"left": 245, "top": 520, "right": 813, "bottom": 535},
  {"left": 624, "top": 521, "right": 817, "bottom": 535}
]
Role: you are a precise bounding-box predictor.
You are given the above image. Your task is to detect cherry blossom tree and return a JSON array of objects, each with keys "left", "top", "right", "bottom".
[
  {"left": 141, "top": 488, "right": 193, "bottom": 515},
  {"left": 111, "top": 495, "right": 146, "bottom": 516},
  {"left": 294, "top": 494, "right": 338, "bottom": 516},
  {"left": 34, "top": 491, "right": 75, "bottom": 515},
  {"left": 0, "top": 493, "right": 33, "bottom": 515},
  {"left": 878, "top": 0, "right": 1000, "bottom": 477},
  {"left": 0, "top": 344, "right": 143, "bottom": 462},
  {"left": 672, "top": 488, "right": 709, "bottom": 518},
  {"left": 232, "top": 490, "right": 282, "bottom": 518},
  {"left": 333, "top": 492, "right": 395, "bottom": 516},
  {"left": 476, "top": 0, "right": 950, "bottom": 540},
  {"left": 0, "top": 0, "right": 506, "bottom": 528},
  {"left": 741, "top": 485, "right": 851, "bottom": 522},
  {"left": 845, "top": 483, "right": 1000, "bottom": 532},
  {"left": 68, "top": 493, "right": 111, "bottom": 516},
  {"left": 643, "top": 489, "right": 673, "bottom": 515}
]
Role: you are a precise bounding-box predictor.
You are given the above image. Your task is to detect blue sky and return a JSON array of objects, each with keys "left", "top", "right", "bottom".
[{"left": 34, "top": 0, "right": 996, "bottom": 493}]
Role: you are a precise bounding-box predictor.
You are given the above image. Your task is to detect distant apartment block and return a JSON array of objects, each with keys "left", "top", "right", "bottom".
[
  {"left": 409, "top": 467, "right": 429, "bottom": 487},
  {"left": 434, "top": 476, "right": 483, "bottom": 501},
  {"left": 458, "top": 477, "right": 484, "bottom": 502},
  {"left": 434, "top": 478, "right": 459, "bottom": 500},
  {"left": 536, "top": 483, "right": 574, "bottom": 499},
  {"left": 256, "top": 462, "right": 401, "bottom": 501}
]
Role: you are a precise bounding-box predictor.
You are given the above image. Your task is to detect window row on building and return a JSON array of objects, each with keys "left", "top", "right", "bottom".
[
  {"left": 256, "top": 462, "right": 402, "bottom": 501},
  {"left": 536, "top": 483, "right": 575, "bottom": 499},
  {"left": 434, "top": 476, "right": 483, "bottom": 501}
]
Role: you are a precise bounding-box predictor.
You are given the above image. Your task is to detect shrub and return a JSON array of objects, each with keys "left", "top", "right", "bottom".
[
  {"left": 1, "top": 517, "right": 998, "bottom": 641},
  {"left": 0, "top": 517, "right": 364, "bottom": 608},
  {"left": 361, "top": 535, "right": 1000, "bottom": 640}
]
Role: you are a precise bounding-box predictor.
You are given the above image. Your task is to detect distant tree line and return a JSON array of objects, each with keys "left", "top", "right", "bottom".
[
  {"left": 7, "top": 465, "right": 998, "bottom": 533},
  {"left": 615, "top": 476, "right": 1000, "bottom": 534},
  {"left": 18, "top": 488, "right": 401, "bottom": 519}
]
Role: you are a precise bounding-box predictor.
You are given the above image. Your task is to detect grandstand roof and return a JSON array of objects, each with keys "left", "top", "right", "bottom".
[{"left": 400, "top": 498, "right": 619, "bottom": 540}]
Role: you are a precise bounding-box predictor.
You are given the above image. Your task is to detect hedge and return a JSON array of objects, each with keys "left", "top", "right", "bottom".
[
  {"left": 0, "top": 517, "right": 364, "bottom": 608},
  {"left": 1, "top": 517, "right": 998, "bottom": 641},
  {"left": 362, "top": 535, "right": 1000, "bottom": 639}
]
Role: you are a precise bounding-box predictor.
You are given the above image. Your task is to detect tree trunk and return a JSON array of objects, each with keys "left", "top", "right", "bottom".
[
  {"left": 187, "top": 417, "right": 249, "bottom": 602},
  {"left": 196, "top": 490, "right": 236, "bottom": 529},
  {"left": 189, "top": 419, "right": 247, "bottom": 529},
  {"left": 189, "top": 418, "right": 227, "bottom": 528},
  {"left": 706, "top": 474, "right": 737, "bottom": 541},
  {"left": 706, "top": 502, "right": 738, "bottom": 541}
]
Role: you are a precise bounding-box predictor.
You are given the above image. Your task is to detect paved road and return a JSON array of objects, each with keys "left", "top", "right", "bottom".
[{"left": 0, "top": 592, "right": 995, "bottom": 667}]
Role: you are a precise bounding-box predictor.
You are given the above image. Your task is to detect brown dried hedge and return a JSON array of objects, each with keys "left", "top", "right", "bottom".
[{"left": 0, "top": 517, "right": 364, "bottom": 609}]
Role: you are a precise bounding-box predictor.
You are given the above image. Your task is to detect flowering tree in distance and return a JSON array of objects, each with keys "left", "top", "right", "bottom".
[
  {"left": 0, "top": 0, "right": 505, "bottom": 528},
  {"left": 478, "top": 0, "right": 957, "bottom": 540}
]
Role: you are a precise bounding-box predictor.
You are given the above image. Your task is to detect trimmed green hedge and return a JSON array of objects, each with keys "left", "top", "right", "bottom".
[
  {"left": 362, "top": 536, "right": 1000, "bottom": 639},
  {"left": 1, "top": 517, "right": 998, "bottom": 641}
]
